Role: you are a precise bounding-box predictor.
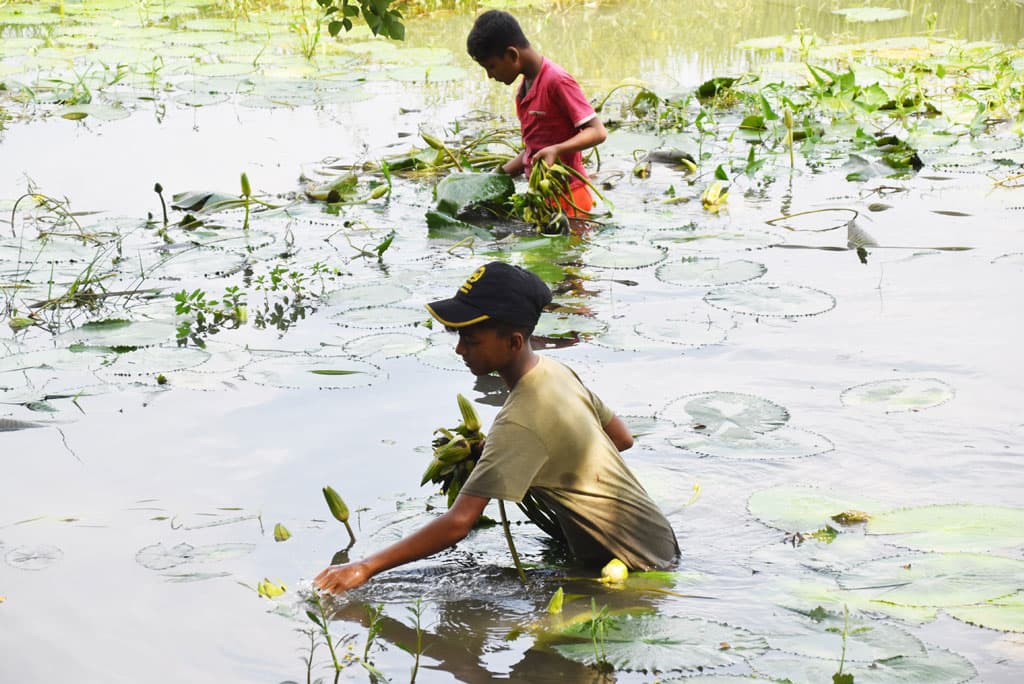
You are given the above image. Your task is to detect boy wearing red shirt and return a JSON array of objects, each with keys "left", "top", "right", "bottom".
[{"left": 466, "top": 10, "right": 607, "bottom": 222}]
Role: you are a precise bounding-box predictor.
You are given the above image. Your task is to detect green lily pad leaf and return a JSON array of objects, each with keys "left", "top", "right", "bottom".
[
  {"left": 171, "top": 191, "right": 246, "bottom": 214},
  {"left": 768, "top": 607, "right": 925, "bottom": 662},
  {"left": 670, "top": 425, "right": 833, "bottom": 460},
  {"left": 840, "top": 378, "right": 954, "bottom": 412},
  {"left": 655, "top": 258, "right": 766, "bottom": 287},
  {"left": 778, "top": 576, "right": 939, "bottom": 624},
  {"left": 58, "top": 319, "right": 177, "bottom": 351},
  {"left": 748, "top": 485, "right": 883, "bottom": 532},
  {"left": 325, "top": 282, "right": 412, "bottom": 309},
  {"left": 57, "top": 103, "right": 132, "bottom": 121},
  {"left": 4, "top": 544, "right": 64, "bottom": 571},
  {"left": 660, "top": 391, "right": 789, "bottom": 438},
  {"left": 425, "top": 210, "right": 496, "bottom": 239},
  {"left": 552, "top": 614, "right": 768, "bottom": 672},
  {"left": 834, "top": 7, "right": 910, "bottom": 23},
  {"left": 634, "top": 317, "right": 729, "bottom": 347},
  {"left": 161, "top": 571, "right": 232, "bottom": 583},
  {"left": 96, "top": 346, "right": 210, "bottom": 378},
  {"left": 946, "top": 591, "right": 1024, "bottom": 632},
  {"left": 434, "top": 172, "right": 514, "bottom": 217},
  {"left": 750, "top": 648, "right": 975, "bottom": 683},
  {"left": 331, "top": 305, "right": 429, "bottom": 329},
  {"left": 582, "top": 243, "right": 667, "bottom": 270},
  {"left": 135, "top": 542, "right": 255, "bottom": 571},
  {"left": 342, "top": 332, "right": 428, "bottom": 359},
  {"left": 838, "top": 552, "right": 1024, "bottom": 607},
  {"left": 533, "top": 313, "right": 608, "bottom": 339},
  {"left": 866, "top": 504, "right": 1024, "bottom": 553},
  {"left": 704, "top": 283, "right": 836, "bottom": 317},
  {"left": 243, "top": 356, "right": 380, "bottom": 390}
]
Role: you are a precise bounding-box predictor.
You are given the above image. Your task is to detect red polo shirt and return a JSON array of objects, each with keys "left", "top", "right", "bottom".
[{"left": 516, "top": 58, "right": 597, "bottom": 188}]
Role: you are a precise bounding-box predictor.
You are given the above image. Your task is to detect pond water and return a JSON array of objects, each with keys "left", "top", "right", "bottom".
[{"left": 2, "top": 1, "right": 1023, "bottom": 682}]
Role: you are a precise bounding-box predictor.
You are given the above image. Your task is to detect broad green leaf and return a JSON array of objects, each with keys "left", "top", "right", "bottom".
[
  {"left": 553, "top": 614, "right": 768, "bottom": 672},
  {"left": 946, "top": 591, "right": 1024, "bottom": 632},
  {"left": 867, "top": 504, "right": 1024, "bottom": 553},
  {"left": 840, "top": 377, "right": 954, "bottom": 412},
  {"left": 434, "top": 172, "right": 514, "bottom": 217},
  {"left": 748, "top": 485, "right": 883, "bottom": 532},
  {"left": 750, "top": 648, "right": 975, "bottom": 683}
]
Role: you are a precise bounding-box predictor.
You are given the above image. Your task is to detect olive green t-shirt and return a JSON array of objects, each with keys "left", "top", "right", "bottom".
[{"left": 461, "top": 355, "right": 679, "bottom": 570}]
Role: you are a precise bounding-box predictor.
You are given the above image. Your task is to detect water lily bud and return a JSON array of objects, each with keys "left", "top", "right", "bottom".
[
  {"left": 257, "top": 578, "right": 287, "bottom": 598},
  {"left": 273, "top": 523, "right": 291, "bottom": 542},
  {"left": 456, "top": 394, "right": 481, "bottom": 434},
  {"left": 369, "top": 184, "right": 389, "bottom": 200},
  {"left": 323, "top": 486, "right": 350, "bottom": 523},
  {"left": 600, "top": 558, "right": 629, "bottom": 584},
  {"left": 240, "top": 172, "right": 252, "bottom": 197},
  {"left": 547, "top": 587, "right": 564, "bottom": 614}
]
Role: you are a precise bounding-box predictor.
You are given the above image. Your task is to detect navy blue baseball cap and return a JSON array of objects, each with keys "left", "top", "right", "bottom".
[{"left": 425, "top": 262, "right": 552, "bottom": 328}]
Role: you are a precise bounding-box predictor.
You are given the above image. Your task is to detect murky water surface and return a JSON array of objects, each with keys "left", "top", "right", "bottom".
[{"left": 2, "top": 1, "right": 1023, "bottom": 682}]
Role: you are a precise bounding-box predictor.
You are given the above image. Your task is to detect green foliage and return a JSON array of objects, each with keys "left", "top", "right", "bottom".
[{"left": 316, "top": 0, "right": 405, "bottom": 41}]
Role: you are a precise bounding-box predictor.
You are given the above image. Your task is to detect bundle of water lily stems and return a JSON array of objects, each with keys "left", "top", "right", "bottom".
[{"left": 422, "top": 394, "right": 565, "bottom": 582}]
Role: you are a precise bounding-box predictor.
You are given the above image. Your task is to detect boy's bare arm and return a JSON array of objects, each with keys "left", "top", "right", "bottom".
[
  {"left": 604, "top": 414, "right": 634, "bottom": 452},
  {"left": 532, "top": 117, "right": 608, "bottom": 167},
  {"left": 502, "top": 149, "right": 527, "bottom": 176},
  {"left": 314, "top": 493, "right": 490, "bottom": 593}
]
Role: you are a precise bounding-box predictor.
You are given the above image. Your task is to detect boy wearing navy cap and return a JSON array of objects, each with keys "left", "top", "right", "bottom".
[{"left": 316, "top": 262, "right": 678, "bottom": 594}]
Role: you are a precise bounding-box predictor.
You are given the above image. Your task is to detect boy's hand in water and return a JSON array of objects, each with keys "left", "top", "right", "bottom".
[{"left": 315, "top": 561, "right": 371, "bottom": 594}]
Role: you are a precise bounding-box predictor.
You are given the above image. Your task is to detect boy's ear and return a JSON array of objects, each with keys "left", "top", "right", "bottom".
[{"left": 504, "top": 46, "right": 520, "bottom": 63}]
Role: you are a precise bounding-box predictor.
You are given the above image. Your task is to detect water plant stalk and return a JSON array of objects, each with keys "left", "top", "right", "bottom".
[{"left": 498, "top": 500, "right": 527, "bottom": 584}]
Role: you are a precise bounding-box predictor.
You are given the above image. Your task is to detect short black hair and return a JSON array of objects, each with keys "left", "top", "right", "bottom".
[{"left": 466, "top": 10, "right": 529, "bottom": 62}]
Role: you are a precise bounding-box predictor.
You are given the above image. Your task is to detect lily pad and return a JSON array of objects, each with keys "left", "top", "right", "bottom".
[
  {"left": 750, "top": 648, "right": 975, "bottom": 683},
  {"left": 342, "top": 332, "right": 428, "bottom": 359},
  {"left": 634, "top": 318, "right": 729, "bottom": 347},
  {"left": 387, "top": 65, "right": 467, "bottom": 82},
  {"left": 704, "top": 283, "right": 836, "bottom": 318},
  {"left": 552, "top": 614, "right": 768, "bottom": 672},
  {"left": 325, "top": 282, "right": 412, "bottom": 309},
  {"left": 57, "top": 319, "right": 177, "bottom": 350},
  {"left": 866, "top": 504, "right": 1024, "bottom": 553},
  {"left": 415, "top": 334, "right": 466, "bottom": 372},
  {"left": 96, "top": 345, "right": 211, "bottom": 377},
  {"left": 840, "top": 377, "right": 954, "bottom": 412},
  {"left": 768, "top": 607, "right": 926, "bottom": 662},
  {"left": 533, "top": 313, "right": 608, "bottom": 339},
  {"left": 434, "top": 172, "right": 514, "bottom": 217},
  {"left": 4, "top": 544, "right": 64, "bottom": 571},
  {"left": 670, "top": 425, "right": 833, "bottom": 460},
  {"left": 946, "top": 591, "right": 1024, "bottom": 632},
  {"left": 331, "top": 305, "right": 429, "bottom": 329},
  {"left": 660, "top": 391, "right": 790, "bottom": 438},
  {"left": 655, "top": 258, "right": 766, "bottom": 287},
  {"left": 581, "top": 243, "right": 667, "bottom": 270},
  {"left": 135, "top": 541, "right": 255, "bottom": 571},
  {"left": 748, "top": 485, "right": 883, "bottom": 532},
  {"left": 242, "top": 356, "right": 380, "bottom": 390},
  {"left": 837, "top": 552, "right": 1024, "bottom": 607}
]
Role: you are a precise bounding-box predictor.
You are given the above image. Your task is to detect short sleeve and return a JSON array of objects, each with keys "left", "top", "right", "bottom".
[
  {"left": 461, "top": 421, "right": 548, "bottom": 502},
  {"left": 588, "top": 387, "right": 614, "bottom": 427},
  {"left": 552, "top": 71, "right": 596, "bottom": 129}
]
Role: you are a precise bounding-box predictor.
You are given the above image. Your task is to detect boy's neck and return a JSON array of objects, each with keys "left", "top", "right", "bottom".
[
  {"left": 499, "top": 347, "right": 539, "bottom": 389},
  {"left": 517, "top": 47, "right": 543, "bottom": 81}
]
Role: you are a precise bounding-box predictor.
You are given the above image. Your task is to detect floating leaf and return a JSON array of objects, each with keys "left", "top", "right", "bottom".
[
  {"left": 434, "top": 172, "right": 514, "bottom": 217},
  {"left": 331, "top": 305, "right": 429, "bottom": 329},
  {"left": 840, "top": 378, "right": 954, "bottom": 412},
  {"left": 134, "top": 542, "right": 255, "bottom": 571},
  {"left": 765, "top": 208, "right": 858, "bottom": 232},
  {"left": 866, "top": 504, "right": 1024, "bottom": 553},
  {"left": 533, "top": 313, "right": 608, "bottom": 339},
  {"left": 704, "top": 283, "right": 836, "bottom": 317},
  {"left": 767, "top": 607, "right": 926, "bottom": 662},
  {"left": 243, "top": 356, "right": 380, "bottom": 390},
  {"left": 634, "top": 317, "right": 729, "bottom": 347},
  {"left": 655, "top": 258, "right": 766, "bottom": 287},
  {"left": 325, "top": 282, "right": 412, "bottom": 309},
  {"left": 660, "top": 391, "right": 790, "bottom": 439},
  {"left": 750, "top": 647, "right": 975, "bottom": 683},
  {"left": 838, "top": 552, "right": 1024, "bottom": 607},
  {"left": 3, "top": 545, "right": 63, "bottom": 571},
  {"left": 670, "top": 425, "right": 833, "bottom": 460},
  {"left": 552, "top": 614, "right": 768, "bottom": 672},
  {"left": 946, "top": 591, "right": 1024, "bottom": 632},
  {"left": 582, "top": 243, "right": 667, "bottom": 270},
  {"left": 748, "top": 485, "right": 883, "bottom": 532},
  {"left": 342, "top": 332, "right": 428, "bottom": 359}
]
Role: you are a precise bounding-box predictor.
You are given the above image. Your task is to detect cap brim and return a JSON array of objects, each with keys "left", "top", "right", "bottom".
[{"left": 425, "top": 299, "right": 491, "bottom": 328}]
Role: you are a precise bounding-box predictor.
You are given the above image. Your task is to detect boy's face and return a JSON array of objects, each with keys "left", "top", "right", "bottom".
[
  {"left": 455, "top": 326, "right": 517, "bottom": 376},
  {"left": 476, "top": 48, "right": 520, "bottom": 85}
]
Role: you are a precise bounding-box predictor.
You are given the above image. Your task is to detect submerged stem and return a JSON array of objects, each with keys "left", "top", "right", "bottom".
[{"left": 498, "top": 500, "right": 527, "bottom": 584}]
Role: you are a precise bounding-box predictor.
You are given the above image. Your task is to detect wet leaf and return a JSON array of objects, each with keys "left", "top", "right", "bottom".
[
  {"left": 840, "top": 378, "right": 954, "bottom": 412},
  {"left": 866, "top": 504, "right": 1024, "bottom": 553},
  {"left": 434, "top": 172, "right": 514, "bottom": 217},
  {"left": 946, "top": 591, "right": 1024, "bottom": 632}
]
